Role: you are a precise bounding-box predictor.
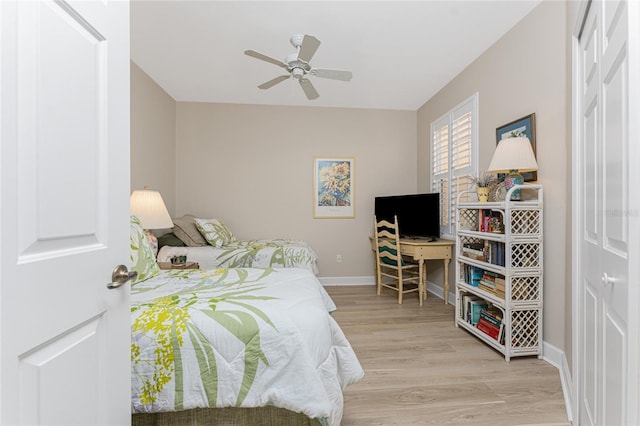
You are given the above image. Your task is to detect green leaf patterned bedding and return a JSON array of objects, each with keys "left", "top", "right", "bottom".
[
  {"left": 157, "top": 239, "right": 319, "bottom": 274},
  {"left": 131, "top": 267, "right": 363, "bottom": 425}
]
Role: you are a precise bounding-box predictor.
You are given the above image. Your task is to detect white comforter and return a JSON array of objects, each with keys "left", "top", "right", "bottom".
[{"left": 131, "top": 267, "right": 363, "bottom": 425}]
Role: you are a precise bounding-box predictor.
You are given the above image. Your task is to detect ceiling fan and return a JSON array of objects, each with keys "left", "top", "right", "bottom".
[{"left": 244, "top": 34, "right": 352, "bottom": 100}]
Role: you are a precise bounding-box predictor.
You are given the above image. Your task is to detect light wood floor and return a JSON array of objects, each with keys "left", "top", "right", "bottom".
[{"left": 325, "top": 285, "right": 571, "bottom": 426}]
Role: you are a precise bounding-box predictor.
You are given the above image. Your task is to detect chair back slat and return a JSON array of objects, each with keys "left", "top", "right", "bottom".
[
  {"left": 373, "top": 214, "right": 423, "bottom": 305},
  {"left": 374, "top": 215, "right": 403, "bottom": 267}
]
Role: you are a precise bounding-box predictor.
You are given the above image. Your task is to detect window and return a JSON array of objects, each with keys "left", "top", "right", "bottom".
[{"left": 431, "top": 93, "right": 478, "bottom": 237}]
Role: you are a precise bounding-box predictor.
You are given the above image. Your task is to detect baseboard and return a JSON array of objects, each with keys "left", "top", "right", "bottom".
[
  {"left": 425, "top": 280, "right": 455, "bottom": 305},
  {"left": 318, "top": 276, "right": 375, "bottom": 286},
  {"left": 542, "top": 342, "right": 574, "bottom": 423},
  {"left": 321, "top": 276, "right": 456, "bottom": 304}
]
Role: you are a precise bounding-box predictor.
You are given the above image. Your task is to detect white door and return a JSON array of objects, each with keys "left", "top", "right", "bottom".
[
  {"left": 0, "top": 1, "right": 131, "bottom": 425},
  {"left": 574, "top": 0, "right": 639, "bottom": 424}
]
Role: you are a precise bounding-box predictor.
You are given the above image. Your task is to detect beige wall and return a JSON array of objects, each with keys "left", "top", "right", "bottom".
[
  {"left": 417, "top": 1, "right": 569, "bottom": 350},
  {"left": 174, "top": 102, "right": 417, "bottom": 277},
  {"left": 130, "top": 62, "right": 177, "bottom": 216}
]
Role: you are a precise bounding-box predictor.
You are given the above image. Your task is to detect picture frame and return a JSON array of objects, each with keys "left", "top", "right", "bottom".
[
  {"left": 496, "top": 113, "right": 537, "bottom": 181},
  {"left": 313, "top": 157, "right": 355, "bottom": 218}
]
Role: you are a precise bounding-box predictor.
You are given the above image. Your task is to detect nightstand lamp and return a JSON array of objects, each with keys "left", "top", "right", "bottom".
[
  {"left": 130, "top": 186, "right": 173, "bottom": 255},
  {"left": 487, "top": 136, "right": 538, "bottom": 201}
]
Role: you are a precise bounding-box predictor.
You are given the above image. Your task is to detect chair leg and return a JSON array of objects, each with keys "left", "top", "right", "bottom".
[{"left": 398, "top": 277, "right": 403, "bottom": 304}]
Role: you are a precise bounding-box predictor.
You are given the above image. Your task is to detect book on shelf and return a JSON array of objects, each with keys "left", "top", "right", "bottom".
[
  {"left": 461, "top": 294, "right": 473, "bottom": 322},
  {"left": 462, "top": 245, "right": 485, "bottom": 261},
  {"left": 466, "top": 269, "right": 507, "bottom": 299},
  {"left": 479, "top": 309, "right": 502, "bottom": 327},
  {"left": 486, "top": 241, "right": 506, "bottom": 266},
  {"left": 463, "top": 265, "right": 484, "bottom": 287},
  {"left": 462, "top": 240, "right": 505, "bottom": 266},
  {"left": 480, "top": 307, "right": 506, "bottom": 343},
  {"left": 461, "top": 294, "right": 483, "bottom": 323},
  {"left": 478, "top": 282, "right": 496, "bottom": 295},
  {"left": 469, "top": 299, "right": 488, "bottom": 325},
  {"left": 495, "top": 277, "right": 506, "bottom": 298},
  {"left": 497, "top": 242, "right": 505, "bottom": 266},
  {"left": 481, "top": 270, "right": 498, "bottom": 282},
  {"left": 476, "top": 316, "right": 503, "bottom": 340},
  {"left": 476, "top": 209, "right": 505, "bottom": 234}
]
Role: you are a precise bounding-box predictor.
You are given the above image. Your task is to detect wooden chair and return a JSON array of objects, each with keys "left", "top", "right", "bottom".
[{"left": 373, "top": 215, "right": 424, "bottom": 305}]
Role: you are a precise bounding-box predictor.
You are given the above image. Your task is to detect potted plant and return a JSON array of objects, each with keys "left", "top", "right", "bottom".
[{"left": 472, "top": 171, "right": 497, "bottom": 202}]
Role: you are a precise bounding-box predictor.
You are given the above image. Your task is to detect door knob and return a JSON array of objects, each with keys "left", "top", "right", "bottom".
[
  {"left": 601, "top": 272, "right": 618, "bottom": 287},
  {"left": 107, "top": 265, "right": 137, "bottom": 289}
]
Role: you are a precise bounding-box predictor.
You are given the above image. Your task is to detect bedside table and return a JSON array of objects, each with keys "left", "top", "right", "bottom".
[{"left": 158, "top": 261, "right": 199, "bottom": 270}]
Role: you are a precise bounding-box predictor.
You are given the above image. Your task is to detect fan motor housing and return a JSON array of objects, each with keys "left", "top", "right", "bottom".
[{"left": 285, "top": 53, "right": 311, "bottom": 78}]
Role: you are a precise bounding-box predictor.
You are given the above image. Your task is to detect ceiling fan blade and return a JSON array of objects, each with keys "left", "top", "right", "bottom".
[
  {"left": 258, "top": 75, "right": 290, "bottom": 89},
  {"left": 313, "top": 69, "right": 353, "bottom": 81},
  {"left": 244, "top": 50, "right": 288, "bottom": 69},
  {"left": 299, "top": 78, "right": 319, "bottom": 100},
  {"left": 297, "top": 35, "right": 321, "bottom": 63}
]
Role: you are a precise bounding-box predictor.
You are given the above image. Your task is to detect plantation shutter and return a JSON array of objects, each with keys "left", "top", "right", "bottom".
[
  {"left": 430, "top": 94, "right": 478, "bottom": 236},
  {"left": 431, "top": 117, "right": 450, "bottom": 230},
  {"left": 450, "top": 99, "right": 475, "bottom": 230}
]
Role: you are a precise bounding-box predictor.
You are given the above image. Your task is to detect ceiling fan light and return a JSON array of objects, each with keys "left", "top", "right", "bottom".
[
  {"left": 290, "top": 34, "right": 304, "bottom": 48},
  {"left": 286, "top": 53, "right": 298, "bottom": 64},
  {"left": 292, "top": 67, "right": 304, "bottom": 79}
]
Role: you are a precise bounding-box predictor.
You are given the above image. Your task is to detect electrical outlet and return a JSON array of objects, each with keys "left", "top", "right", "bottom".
[{"left": 336, "top": 254, "right": 342, "bottom": 263}]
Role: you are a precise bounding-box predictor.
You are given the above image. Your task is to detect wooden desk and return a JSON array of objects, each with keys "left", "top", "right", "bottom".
[{"left": 371, "top": 237, "right": 454, "bottom": 304}]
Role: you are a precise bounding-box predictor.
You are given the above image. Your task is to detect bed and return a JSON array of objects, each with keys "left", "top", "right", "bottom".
[
  {"left": 157, "top": 239, "right": 319, "bottom": 274},
  {"left": 156, "top": 214, "right": 319, "bottom": 274},
  {"left": 129, "top": 216, "right": 363, "bottom": 426}
]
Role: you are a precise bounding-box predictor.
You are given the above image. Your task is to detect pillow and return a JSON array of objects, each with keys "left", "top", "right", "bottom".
[
  {"left": 172, "top": 214, "right": 208, "bottom": 247},
  {"left": 130, "top": 215, "right": 160, "bottom": 284},
  {"left": 158, "top": 232, "right": 186, "bottom": 249},
  {"left": 194, "top": 218, "right": 235, "bottom": 248}
]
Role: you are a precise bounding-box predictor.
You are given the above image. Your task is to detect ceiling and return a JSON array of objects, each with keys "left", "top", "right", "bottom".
[{"left": 130, "top": 1, "right": 541, "bottom": 111}]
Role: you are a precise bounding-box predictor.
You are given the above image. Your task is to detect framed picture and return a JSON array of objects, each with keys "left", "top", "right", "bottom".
[
  {"left": 313, "top": 157, "right": 355, "bottom": 218},
  {"left": 496, "top": 113, "right": 537, "bottom": 181}
]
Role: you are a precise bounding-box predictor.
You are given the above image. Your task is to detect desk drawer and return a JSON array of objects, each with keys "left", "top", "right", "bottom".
[{"left": 402, "top": 244, "right": 452, "bottom": 259}]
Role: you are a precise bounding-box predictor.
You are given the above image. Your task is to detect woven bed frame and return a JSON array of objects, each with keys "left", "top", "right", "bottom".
[{"left": 132, "top": 407, "right": 323, "bottom": 426}]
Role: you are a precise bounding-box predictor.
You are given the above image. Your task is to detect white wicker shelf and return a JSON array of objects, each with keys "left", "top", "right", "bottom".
[{"left": 455, "top": 184, "right": 543, "bottom": 361}]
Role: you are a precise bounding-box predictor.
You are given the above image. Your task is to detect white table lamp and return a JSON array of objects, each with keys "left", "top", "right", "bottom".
[
  {"left": 487, "top": 136, "right": 538, "bottom": 200},
  {"left": 130, "top": 186, "right": 173, "bottom": 254}
]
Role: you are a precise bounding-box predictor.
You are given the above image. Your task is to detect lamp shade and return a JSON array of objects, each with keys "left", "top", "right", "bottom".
[
  {"left": 487, "top": 136, "right": 538, "bottom": 173},
  {"left": 130, "top": 187, "right": 173, "bottom": 229}
]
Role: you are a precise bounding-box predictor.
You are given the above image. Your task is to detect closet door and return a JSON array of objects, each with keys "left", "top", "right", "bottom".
[{"left": 574, "top": 0, "right": 638, "bottom": 424}]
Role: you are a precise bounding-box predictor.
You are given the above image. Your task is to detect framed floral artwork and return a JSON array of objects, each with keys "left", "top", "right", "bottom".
[{"left": 313, "top": 157, "right": 355, "bottom": 218}]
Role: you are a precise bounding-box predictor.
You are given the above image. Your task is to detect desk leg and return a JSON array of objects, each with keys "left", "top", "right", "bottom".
[
  {"left": 418, "top": 259, "right": 425, "bottom": 304},
  {"left": 443, "top": 258, "right": 450, "bottom": 304}
]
